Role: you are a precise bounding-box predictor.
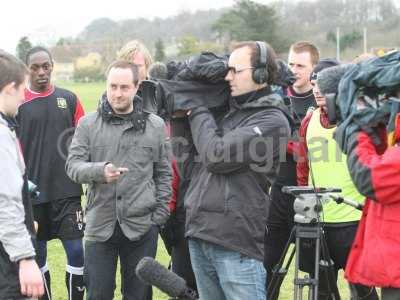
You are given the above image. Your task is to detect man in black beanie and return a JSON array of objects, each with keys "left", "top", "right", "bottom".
[{"left": 296, "top": 61, "right": 379, "bottom": 299}]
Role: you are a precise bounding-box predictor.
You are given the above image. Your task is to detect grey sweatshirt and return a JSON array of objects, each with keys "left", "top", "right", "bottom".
[{"left": 0, "top": 114, "right": 35, "bottom": 262}]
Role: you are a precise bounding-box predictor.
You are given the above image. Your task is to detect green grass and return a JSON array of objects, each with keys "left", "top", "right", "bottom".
[
  {"left": 47, "top": 81, "right": 353, "bottom": 299},
  {"left": 59, "top": 81, "right": 105, "bottom": 113}
]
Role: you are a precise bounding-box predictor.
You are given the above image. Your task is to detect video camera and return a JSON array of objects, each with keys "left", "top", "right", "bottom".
[
  {"left": 141, "top": 53, "right": 296, "bottom": 118},
  {"left": 325, "top": 89, "right": 398, "bottom": 126},
  {"left": 320, "top": 52, "right": 400, "bottom": 126}
]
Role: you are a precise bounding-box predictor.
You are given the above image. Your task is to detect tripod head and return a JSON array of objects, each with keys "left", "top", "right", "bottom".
[
  {"left": 282, "top": 186, "right": 341, "bottom": 224},
  {"left": 282, "top": 186, "right": 341, "bottom": 196},
  {"left": 282, "top": 186, "right": 364, "bottom": 224}
]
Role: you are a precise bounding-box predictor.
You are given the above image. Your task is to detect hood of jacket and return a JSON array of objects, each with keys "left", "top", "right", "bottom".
[
  {"left": 98, "top": 93, "right": 150, "bottom": 133},
  {"left": 0, "top": 112, "right": 18, "bottom": 131},
  {"left": 231, "top": 88, "right": 294, "bottom": 131}
]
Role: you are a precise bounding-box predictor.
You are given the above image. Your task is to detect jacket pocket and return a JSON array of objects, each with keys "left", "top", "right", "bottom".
[
  {"left": 197, "top": 173, "right": 226, "bottom": 213},
  {"left": 125, "top": 180, "right": 157, "bottom": 217},
  {"left": 85, "top": 186, "right": 95, "bottom": 212},
  {"left": 125, "top": 146, "right": 155, "bottom": 181},
  {"left": 379, "top": 218, "right": 400, "bottom": 282},
  {"left": 91, "top": 145, "right": 112, "bottom": 162}
]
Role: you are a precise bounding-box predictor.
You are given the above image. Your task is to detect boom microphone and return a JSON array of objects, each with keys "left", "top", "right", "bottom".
[
  {"left": 135, "top": 257, "right": 198, "bottom": 300},
  {"left": 317, "top": 64, "right": 353, "bottom": 95},
  {"left": 149, "top": 62, "right": 168, "bottom": 80},
  {"left": 274, "top": 59, "right": 296, "bottom": 88}
]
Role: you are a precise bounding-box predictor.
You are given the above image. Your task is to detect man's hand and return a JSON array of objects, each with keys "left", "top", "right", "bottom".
[
  {"left": 104, "top": 163, "right": 129, "bottom": 183},
  {"left": 19, "top": 259, "right": 44, "bottom": 298}
]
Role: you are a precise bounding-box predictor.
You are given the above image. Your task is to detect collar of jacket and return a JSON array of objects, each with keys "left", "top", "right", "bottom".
[
  {"left": 0, "top": 112, "right": 18, "bottom": 131},
  {"left": 98, "top": 93, "right": 150, "bottom": 133},
  {"left": 230, "top": 87, "right": 295, "bottom": 130}
]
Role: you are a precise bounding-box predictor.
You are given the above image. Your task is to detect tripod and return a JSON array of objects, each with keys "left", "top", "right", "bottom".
[
  {"left": 267, "top": 187, "right": 352, "bottom": 300},
  {"left": 268, "top": 221, "right": 341, "bottom": 300}
]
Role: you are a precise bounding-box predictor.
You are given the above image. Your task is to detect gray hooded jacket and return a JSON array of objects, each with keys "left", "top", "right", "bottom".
[{"left": 66, "top": 97, "right": 172, "bottom": 242}]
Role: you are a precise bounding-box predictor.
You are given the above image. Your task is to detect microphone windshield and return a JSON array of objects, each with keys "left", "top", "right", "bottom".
[
  {"left": 135, "top": 257, "right": 187, "bottom": 297},
  {"left": 149, "top": 62, "right": 168, "bottom": 80},
  {"left": 317, "top": 64, "right": 353, "bottom": 95}
]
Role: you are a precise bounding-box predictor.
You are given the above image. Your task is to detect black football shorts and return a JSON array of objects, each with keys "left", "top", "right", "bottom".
[{"left": 33, "top": 197, "right": 84, "bottom": 241}]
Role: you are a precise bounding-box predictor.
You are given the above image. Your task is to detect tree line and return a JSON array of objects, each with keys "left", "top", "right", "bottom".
[{"left": 17, "top": 0, "right": 400, "bottom": 81}]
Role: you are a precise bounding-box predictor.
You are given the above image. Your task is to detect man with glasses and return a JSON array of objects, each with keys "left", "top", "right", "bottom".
[{"left": 183, "top": 41, "right": 291, "bottom": 300}]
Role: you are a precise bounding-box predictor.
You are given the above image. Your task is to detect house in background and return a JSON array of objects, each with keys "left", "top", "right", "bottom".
[{"left": 53, "top": 62, "right": 74, "bottom": 81}]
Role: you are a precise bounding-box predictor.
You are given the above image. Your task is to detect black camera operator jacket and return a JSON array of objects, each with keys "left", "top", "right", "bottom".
[{"left": 184, "top": 89, "right": 291, "bottom": 261}]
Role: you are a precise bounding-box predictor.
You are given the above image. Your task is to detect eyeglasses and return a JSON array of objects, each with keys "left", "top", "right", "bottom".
[{"left": 227, "top": 66, "right": 254, "bottom": 75}]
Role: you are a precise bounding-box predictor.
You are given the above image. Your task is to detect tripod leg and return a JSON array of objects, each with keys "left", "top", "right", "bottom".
[
  {"left": 312, "top": 229, "right": 321, "bottom": 300},
  {"left": 319, "top": 230, "right": 341, "bottom": 300},
  {"left": 294, "top": 234, "right": 301, "bottom": 300},
  {"left": 267, "top": 227, "right": 296, "bottom": 300},
  {"left": 295, "top": 226, "right": 321, "bottom": 300}
]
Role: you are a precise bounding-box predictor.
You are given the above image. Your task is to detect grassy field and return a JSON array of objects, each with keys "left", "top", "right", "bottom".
[{"left": 47, "top": 81, "right": 352, "bottom": 299}]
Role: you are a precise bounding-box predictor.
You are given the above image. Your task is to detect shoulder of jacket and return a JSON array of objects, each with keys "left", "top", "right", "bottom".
[
  {"left": 0, "top": 125, "right": 15, "bottom": 148},
  {"left": 78, "top": 111, "right": 98, "bottom": 125},
  {"left": 0, "top": 123, "right": 9, "bottom": 136},
  {"left": 147, "top": 113, "right": 165, "bottom": 128}
]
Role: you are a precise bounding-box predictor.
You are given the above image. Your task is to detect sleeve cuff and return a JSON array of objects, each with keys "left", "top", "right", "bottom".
[
  {"left": 188, "top": 106, "right": 209, "bottom": 121},
  {"left": 11, "top": 248, "right": 36, "bottom": 263},
  {"left": 92, "top": 162, "right": 109, "bottom": 183}
]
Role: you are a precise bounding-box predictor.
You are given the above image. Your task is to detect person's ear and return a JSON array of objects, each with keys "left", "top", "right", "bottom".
[{"left": 2, "top": 82, "right": 16, "bottom": 96}]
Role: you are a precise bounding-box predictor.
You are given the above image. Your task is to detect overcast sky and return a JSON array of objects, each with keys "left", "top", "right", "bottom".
[{"left": 2, "top": 0, "right": 273, "bottom": 54}]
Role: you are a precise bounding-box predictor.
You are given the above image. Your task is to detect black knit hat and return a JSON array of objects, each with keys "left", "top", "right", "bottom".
[{"left": 310, "top": 58, "right": 339, "bottom": 81}]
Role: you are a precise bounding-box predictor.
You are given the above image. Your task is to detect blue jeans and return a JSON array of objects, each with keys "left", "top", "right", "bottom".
[{"left": 188, "top": 238, "right": 266, "bottom": 300}]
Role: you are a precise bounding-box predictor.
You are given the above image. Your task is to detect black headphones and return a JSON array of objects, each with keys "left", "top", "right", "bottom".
[{"left": 252, "top": 41, "right": 268, "bottom": 84}]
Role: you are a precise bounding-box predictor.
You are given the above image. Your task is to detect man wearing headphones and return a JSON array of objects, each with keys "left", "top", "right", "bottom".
[{"left": 184, "top": 41, "right": 291, "bottom": 300}]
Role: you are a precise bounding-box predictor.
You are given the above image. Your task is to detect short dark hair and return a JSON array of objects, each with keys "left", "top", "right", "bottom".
[
  {"left": 0, "top": 50, "right": 28, "bottom": 92},
  {"left": 25, "top": 46, "right": 53, "bottom": 65},
  {"left": 289, "top": 41, "right": 320, "bottom": 66},
  {"left": 106, "top": 60, "right": 139, "bottom": 86},
  {"left": 232, "top": 41, "right": 278, "bottom": 85}
]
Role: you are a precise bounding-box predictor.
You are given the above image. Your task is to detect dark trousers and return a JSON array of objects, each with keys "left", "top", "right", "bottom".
[
  {"left": 0, "top": 245, "right": 25, "bottom": 300},
  {"left": 84, "top": 223, "right": 158, "bottom": 300},
  {"left": 264, "top": 182, "right": 294, "bottom": 293},
  {"left": 382, "top": 288, "right": 400, "bottom": 300},
  {"left": 171, "top": 224, "right": 197, "bottom": 292}
]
